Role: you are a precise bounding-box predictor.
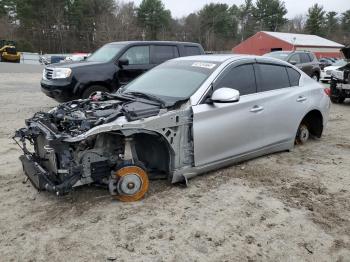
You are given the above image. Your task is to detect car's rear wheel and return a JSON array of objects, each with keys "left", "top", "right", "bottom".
[
  {"left": 82, "top": 85, "right": 109, "bottom": 99},
  {"left": 311, "top": 73, "right": 319, "bottom": 82},
  {"left": 295, "top": 123, "right": 310, "bottom": 145},
  {"left": 330, "top": 96, "right": 345, "bottom": 104},
  {"left": 109, "top": 165, "right": 149, "bottom": 202}
]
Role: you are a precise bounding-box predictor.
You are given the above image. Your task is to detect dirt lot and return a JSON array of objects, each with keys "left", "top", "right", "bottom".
[{"left": 0, "top": 66, "right": 350, "bottom": 262}]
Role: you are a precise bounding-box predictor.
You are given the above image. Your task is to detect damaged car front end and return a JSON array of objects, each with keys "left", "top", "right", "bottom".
[
  {"left": 14, "top": 59, "right": 210, "bottom": 201},
  {"left": 330, "top": 47, "right": 350, "bottom": 103}
]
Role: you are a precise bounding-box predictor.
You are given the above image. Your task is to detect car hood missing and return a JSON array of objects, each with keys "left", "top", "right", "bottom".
[{"left": 24, "top": 93, "right": 163, "bottom": 138}]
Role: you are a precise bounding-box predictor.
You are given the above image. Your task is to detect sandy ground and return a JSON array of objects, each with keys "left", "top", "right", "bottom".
[{"left": 0, "top": 66, "right": 350, "bottom": 262}]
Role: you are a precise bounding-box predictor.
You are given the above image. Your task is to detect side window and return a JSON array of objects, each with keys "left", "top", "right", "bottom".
[
  {"left": 120, "top": 46, "right": 150, "bottom": 65},
  {"left": 286, "top": 67, "right": 301, "bottom": 86},
  {"left": 152, "top": 45, "right": 179, "bottom": 64},
  {"left": 255, "top": 63, "right": 290, "bottom": 92},
  {"left": 300, "top": 53, "right": 311, "bottom": 63},
  {"left": 184, "top": 46, "right": 202, "bottom": 56},
  {"left": 215, "top": 64, "right": 257, "bottom": 96},
  {"left": 308, "top": 53, "right": 315, "bottom": 61},
  {"left": 289, "top": 54, "right": 301, "bottom": 64}
]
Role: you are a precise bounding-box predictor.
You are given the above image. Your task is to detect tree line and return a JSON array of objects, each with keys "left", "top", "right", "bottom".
[{"left": 0, "top": 0, "right": 349, "bottom": 53}]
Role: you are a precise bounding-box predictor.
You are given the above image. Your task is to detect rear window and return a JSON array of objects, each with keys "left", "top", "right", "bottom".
[
  {"left": 286, "top": 67, "right": 301, "bottom": 86},
  {"left": 152, "top": 45, "right": 179, "bottom": 64},
  {"left": 255, "top": 63, "right": 290, "bottom": 92},
  {"left": 308, "top": 53, "right": 316, "bottom": 61},
  {"left": 184, "top": 46, "right": 202, "bottom": 56}
]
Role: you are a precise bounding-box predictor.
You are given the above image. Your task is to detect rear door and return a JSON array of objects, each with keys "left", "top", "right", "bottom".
[
  {"left": 118, "top": 45, "right": 152, "bottom": 85},
  {"left": 192, "top": 60, "right": 266, "bottom": 166},
  {"left": 183, "top": 45, "right": 203, "bottom": 56},
  {"left": 150, "top": 45, "right": 179, "bottom": 65},
  {"left": 299, "top": 53, "right": 313, "bottom": 76},
  {"left": 253, "top": 61, "right": 309, "bottom": 145}
]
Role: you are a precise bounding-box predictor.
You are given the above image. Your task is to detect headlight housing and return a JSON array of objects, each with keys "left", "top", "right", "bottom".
[{"left": 52, "top": 68, "right": 72, "bottom": 79}]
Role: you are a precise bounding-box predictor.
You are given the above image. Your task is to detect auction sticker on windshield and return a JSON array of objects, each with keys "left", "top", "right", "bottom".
[{"left": 192, "top": 62, "right": 217, "bottom": 69}]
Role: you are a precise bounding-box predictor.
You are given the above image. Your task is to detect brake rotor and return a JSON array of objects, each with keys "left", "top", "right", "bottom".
[
  {"left": 110, "top": 166, "right": 149, "bottom": 202},
  {"left": 296, "top": 124, "right": 309, "bottom": 145}
]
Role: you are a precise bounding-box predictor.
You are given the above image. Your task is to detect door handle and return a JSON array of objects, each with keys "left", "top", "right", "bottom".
[
  {"left": 250, "top": 105, "right": 264, "bottom": 113},
  {"left": 296, "top": 96, "right": 307, "bottom": 102}
]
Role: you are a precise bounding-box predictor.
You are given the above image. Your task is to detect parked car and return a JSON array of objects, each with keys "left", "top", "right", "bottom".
[
  {"left": 41, "top": 41, "right": 205, "bottom": 102},
  {"left": 330, "top": 47, "right": 350, "bottom": 103},
  {"left": 319, "top": 58, "right": 333, "bottom": 70},
  {"left": 15, "top": 55, "right": 331, "bottom": 201},
  {"left": 63, "top": 53, "right": 90, "bottom": 62},
  {"left": 263, "top": 51, "right": 321, "bottom": 81},
  {"left": 320, "top": 59, "right": 347, "bottom": 83}
]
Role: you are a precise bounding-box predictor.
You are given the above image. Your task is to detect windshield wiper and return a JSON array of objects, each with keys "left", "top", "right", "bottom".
[{"left": 124, "top": 91, "right": 166, "bottom": 107}]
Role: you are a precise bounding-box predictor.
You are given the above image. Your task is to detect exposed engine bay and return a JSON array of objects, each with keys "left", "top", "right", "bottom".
[
  {"left": 14, "top": 92, "right": 194, "bottom": 200},
  {"left": 330, "top": 47, "right": 350, "bottom": 103}
]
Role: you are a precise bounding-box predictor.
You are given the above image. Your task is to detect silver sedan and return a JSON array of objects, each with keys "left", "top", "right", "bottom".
[{"left": 15, "top": 55, "right": 331, "bottom": 201}]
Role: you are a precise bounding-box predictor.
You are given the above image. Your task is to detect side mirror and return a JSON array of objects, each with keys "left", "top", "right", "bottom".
[
  {"left": 118, "top": 58, "right": 129, "bottom": 68},
  {"left": 209, "top": 88, "right": 240, "bottom": 103},
  {"left": 289, "top": 60, "right": 297, "bottom": 65}
]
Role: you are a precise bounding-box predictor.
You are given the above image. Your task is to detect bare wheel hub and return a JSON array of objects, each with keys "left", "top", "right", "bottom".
[
  {"left": 109, "top": 165, "right": 149, "bottom": 202},
  {"left": 117, "top": 174, "right": 142, "bottom": 195},
  {"left": 298, "top": 124, "right": 309, "bottom": 144}
]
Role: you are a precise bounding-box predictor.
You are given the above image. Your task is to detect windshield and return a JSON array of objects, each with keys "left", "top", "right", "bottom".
[
  {"left": 87, "top": 44, "right": 125, "bottom": 62},
  {"left": 121, "top": 60, "right": 218, "bottom": 104},
  {"left": 264, "top": 52, "right": 290, "bottom": 61},
  {"left": 333, "top": 59, "right": 347, "bottom": 67}
]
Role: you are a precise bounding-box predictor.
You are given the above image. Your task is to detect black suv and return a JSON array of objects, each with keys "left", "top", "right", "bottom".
[
  {"left": 41, "top": 41, "right": 205, "bottom": 102},
  {"left": 263, "top": 51, "right": 321, "bottom": 81}
]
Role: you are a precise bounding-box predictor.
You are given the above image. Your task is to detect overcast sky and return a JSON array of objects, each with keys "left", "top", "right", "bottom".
[{"left": 129, "top": 0, "right": 350, "bottom": 19}]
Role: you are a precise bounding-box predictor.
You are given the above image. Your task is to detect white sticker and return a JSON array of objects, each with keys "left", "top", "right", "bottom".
[{"left": 191, "top": 62, "right": 216, "bottom": 69}]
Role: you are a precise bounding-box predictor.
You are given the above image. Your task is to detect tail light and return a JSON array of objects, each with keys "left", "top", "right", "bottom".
[{"left": 324, "top": 87, "right": 331, "bottom": 96}]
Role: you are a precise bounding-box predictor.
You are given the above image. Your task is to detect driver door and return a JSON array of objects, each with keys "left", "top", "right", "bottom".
[
  {"left": 117, "top": 45, "right": 153, "bottom": 85},
  {"left": 192, "top": 61, "right": 266, "bottom": 166}
]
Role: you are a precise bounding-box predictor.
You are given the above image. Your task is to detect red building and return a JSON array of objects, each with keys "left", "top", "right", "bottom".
[{"left": 233, "top": 31, "right": 344, "bottom": 58}]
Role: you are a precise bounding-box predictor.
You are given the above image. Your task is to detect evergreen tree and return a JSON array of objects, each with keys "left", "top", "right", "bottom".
[
  {"left": 325, "top": 11, "right": 339, "bottom": 38},
  {"left": 305, "top": 4, "right": 326, "bottom": 36},
  {"left": 253, "top": 0, "right": 287, "bottom": 31},
  {"left": 137, "top": 0, "right": 171, "bottom": 40}
]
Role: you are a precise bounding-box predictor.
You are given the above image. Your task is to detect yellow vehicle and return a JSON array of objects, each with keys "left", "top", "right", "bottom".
[{"left": 0, "top": 40, "right": 21, "bottom": 63}]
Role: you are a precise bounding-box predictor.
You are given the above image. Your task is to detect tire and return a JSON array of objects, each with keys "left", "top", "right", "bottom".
[
  {"left": 330, "top": 96, "right": 345, "bottom": 104},
  {"left": 82, "top": 85, "right": 109, "bottom": 99},
  {"left": 311, "top": 73, "right": 319, "bottom": 82},
  {"left": 295, "top": 123, "right": 310, "bottom": 145}
]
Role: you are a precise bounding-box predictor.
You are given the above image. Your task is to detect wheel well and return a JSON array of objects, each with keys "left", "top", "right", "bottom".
[
  {"left": 300, "top": 110, "right": 323, "bottom": 138},
  {"left": 79, "top": 82, "right": 112, "bottom": 96},
  {"left": 133, "top": 133, "right": 173, "bottom": 177}
]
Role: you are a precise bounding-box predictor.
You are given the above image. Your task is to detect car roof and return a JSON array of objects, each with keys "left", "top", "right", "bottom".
[
  {"left": 173, "top": 54, "right": 257, "bottom": 63},
  {"left": 173, "top": 54, "right": 293, "bottom": 67},
  {"left": 267, "top": 50, "right": 312, "bottom": 55},
  {"left": 107, "top": 41, "right": 202, "bottom": 46}
]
